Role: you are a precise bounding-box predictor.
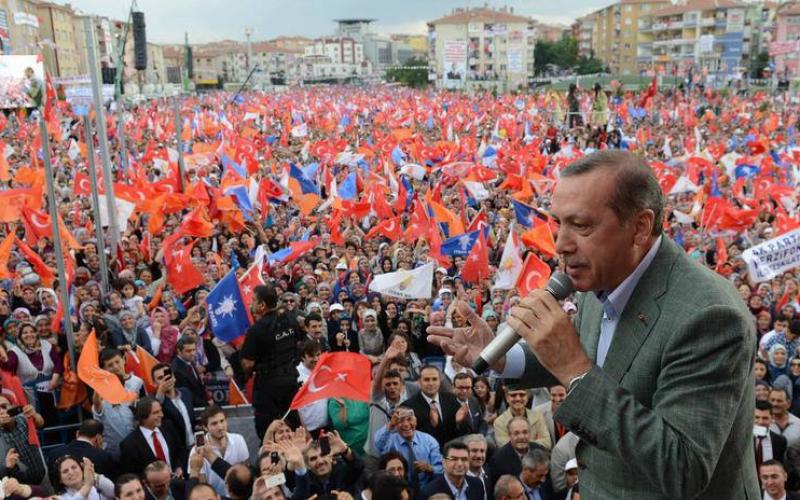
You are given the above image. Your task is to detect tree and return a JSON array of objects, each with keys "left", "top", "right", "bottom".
[
  {"left": 751, "top": 51, "right": 769, "bottom": 79},
  {"left": 534, "top": 37, "right": 603, "bottom": 76},
  {"left": 385, "top": 56, "right": 429, "bottom": 88}
]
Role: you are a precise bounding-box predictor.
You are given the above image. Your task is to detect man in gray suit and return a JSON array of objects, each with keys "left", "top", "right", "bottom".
[{"left": 429, "top": 150, "right": 759, "bottom": 499}]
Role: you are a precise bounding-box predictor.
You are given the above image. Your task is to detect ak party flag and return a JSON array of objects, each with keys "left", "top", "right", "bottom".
[{"left": 207, "top": 270, "right": 252, "bottom": 343}]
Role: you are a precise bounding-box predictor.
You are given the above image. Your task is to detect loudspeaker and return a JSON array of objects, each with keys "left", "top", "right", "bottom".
[
  {"left": 187, "top": 46, "right": 194, "bottom": 79},
  {"left": 132, "top": 11, "right": 147, "bottom": 71},
  {"left": 101, "top": 66, "right": 116, "bottom": 84}
]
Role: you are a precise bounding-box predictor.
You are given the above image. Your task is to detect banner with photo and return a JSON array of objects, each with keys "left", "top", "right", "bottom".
[
  {"left": 0, "top": 55, "right": 45, "bottom": 109},
  {"left": 443, "top": 40, "right": 467, "bottom": 89}
]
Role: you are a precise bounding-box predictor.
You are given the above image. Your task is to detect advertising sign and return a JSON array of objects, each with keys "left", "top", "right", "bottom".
[{"left": 0, "top": 55, "right": 44, "bottom": 108}]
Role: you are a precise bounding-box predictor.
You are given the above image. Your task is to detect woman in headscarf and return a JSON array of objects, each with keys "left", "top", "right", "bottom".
[
  {"left": 146, "top": 307, "right": 180, "bottom": 363},
  {"left": 768, "top": 344, "right": 790, "bottom": 381},
  {"left": 2, "top": 322, "right": 63, "bottom": 404},
  {"left": 108, "top": 310, "right": 152, "bottom": 354}
]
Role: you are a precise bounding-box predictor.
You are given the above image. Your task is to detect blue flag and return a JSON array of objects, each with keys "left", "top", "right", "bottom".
[
  {"left": 734, "top": 164, "right": 760, "bottom": 180},
  {"left": 512, "top": 199, "right": 547, "bottom": 228},
  {"left": 207, "top": 271, "right": 251, "bottom": 342},
  {"left": 339, "top": 172, "right": 358, "bottom": 200},
  {"left": 441, "top": 230, "right": 480, "bottom": 257},
  {"left": 221, "top": 155, "right": 247, "bottom": 179},
  {"left": 223, "top": 185, "right": 255, "bottom": 222},
  {"left": 289, "top": 163, "right": 320, "bottom": 195}
]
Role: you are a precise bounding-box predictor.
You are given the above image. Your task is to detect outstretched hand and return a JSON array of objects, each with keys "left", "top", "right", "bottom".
[{"left": 426, "top": 301, "right": 501, "bottom": 370}]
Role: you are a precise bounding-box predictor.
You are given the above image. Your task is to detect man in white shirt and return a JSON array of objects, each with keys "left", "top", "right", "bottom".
[
  {"left": 188, "top": 406, "right": 249, "bottom": 497},
  {"left": 296, "top": 339, "right": 329, "bottom": 432},
  {"left": 770, "top": 389, "right": 800, "bottom": 448},
  {"left": 463, "top": 434, "right": 490, "bottom": 500},
  {"left": 760, "top": 460, "right": 799, "bottom": 500}
]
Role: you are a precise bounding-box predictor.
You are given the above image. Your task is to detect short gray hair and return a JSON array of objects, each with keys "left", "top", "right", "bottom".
[
  {"left": 521, "top": 449, "right": 550, "bottom": 471},
  {"left": 561, "top": 150, "right": 664, "bottom": 235},
  {"left": 507, "top": 416, "right": 529, "bottom": 433},
  {"left": 494, "top": 474, "right": 524, "bottom": 499},
  {"left": 462, "top": 434, "right": 487, "bottom": 447}
]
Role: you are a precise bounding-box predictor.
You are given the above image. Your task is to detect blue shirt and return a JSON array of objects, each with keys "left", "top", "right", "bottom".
[
  {"left": 502, "top": 236, "right": 662, "bottom": 376},
  {"left": 373, "top": 425, "right": 443, "bottom": 487}
]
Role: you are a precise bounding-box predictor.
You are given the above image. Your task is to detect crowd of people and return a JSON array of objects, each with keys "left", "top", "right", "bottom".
[{"left": 0, "top": 77, "right": 796, "bottom": 500}]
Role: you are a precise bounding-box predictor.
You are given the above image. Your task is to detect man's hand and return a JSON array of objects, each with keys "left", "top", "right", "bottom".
[
  {"left": 21, "top": 404, "right": 36, "bottom": 419},
  {"left": 291, "top": 426, "right": 311, "bottom": 450},
  {"left": 82, "top": 458, "right": 95, "bottom": 487},
  {"left": 455, "top": 404, "right": 469, "bottom": 424},
  {"left": 328, "top": 430, "right": 348, "bottom": 456},
  {"left": 156, "top": 374, "right": 175, "bottom": 399},
  {"left": 427, "top": 301, "right": 500, "bottom": 370},
  {"left": 413, "top": 460, "right": 433, "bottom": 473},
  {"left": 189, "top": 447, "right": 205, "bottom": 475},
  {"left": 384, "top": 337, "right": 405, "bottom": 360},
  {"left": 5, "top": 448, "right": 18, "bottom": 469},
  {"left": 276, "top": 441, "right": 305, "bottom": 470},
  {"left": 507, "top": 290, "right": 593, "bottom": 386}
]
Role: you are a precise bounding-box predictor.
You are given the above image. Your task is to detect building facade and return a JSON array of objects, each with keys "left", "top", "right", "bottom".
[
  {"left": 774, "top": 1, "right": 800, "bottom": 78},
  {"left": 37, "top": 2, "right": 81, "bottom": 77},
  {"left": 637, "top": 0, "right": 750, "bottom": 79},
  {"left": 4, "top": 0, "right": 40, "bottom": 56},
  {"left": 427, "top": 6, "right": 536, "bottom": 92}
]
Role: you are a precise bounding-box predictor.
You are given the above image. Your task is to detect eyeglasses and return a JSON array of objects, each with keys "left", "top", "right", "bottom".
[{"left": 444, "top": 456, "right": 470, "bottom": 463}]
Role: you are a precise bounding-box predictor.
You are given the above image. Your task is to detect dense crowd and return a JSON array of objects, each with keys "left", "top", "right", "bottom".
[{"left": 0, "top": 78, "right": 796, "bottom": 500}]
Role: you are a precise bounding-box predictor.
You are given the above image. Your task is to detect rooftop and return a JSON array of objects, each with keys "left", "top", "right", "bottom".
[
  {"left": 648, "top": 0, "right": 746, "bottom": 17},
  {"left": 428, "top": 7, "right": 532, "bottom": 26}
]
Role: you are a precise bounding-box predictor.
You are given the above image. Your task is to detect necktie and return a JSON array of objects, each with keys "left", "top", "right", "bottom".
[
  {"left": 404, "top": 440, "right": 418, "bottom": 487},
  {"left": 755, "top": 436, "right": 764, "bottom": 475},
  {"left": 429, "top": 400, "right": 440, "bottom": 428},
  {"left": 555, "top": 421, "right": 566, "bottom": 441},
  {"left": 463, "top": 401, "right": 473, "bottom": 426},
  {"left": 151, "top": 430, "right": 167, "bottom": 462}
]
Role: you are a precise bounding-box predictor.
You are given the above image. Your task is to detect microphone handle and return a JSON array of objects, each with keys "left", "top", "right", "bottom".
[{"left": 471, "top": 324, "right": 520, "bottom": 375}]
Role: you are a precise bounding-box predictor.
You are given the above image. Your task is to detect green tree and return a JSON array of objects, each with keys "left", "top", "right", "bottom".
[
  {"left": 385, "top": 56, "right": 429, "bottom": 88},
  {"left": 751, "top": 51, "right": 769, "bottom": 79}
]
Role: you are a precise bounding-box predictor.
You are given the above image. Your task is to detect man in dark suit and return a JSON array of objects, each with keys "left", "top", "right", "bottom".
[
  {"left": 464, "top": 434, "right": 493, "bottom": 500},
  {"left": 519, "top": 449, "right": 561, "bottom": 500},
  {"left": 401, "top": 365, "right": 468, "bottom": 445},
  {"left": 421, "top": 442, "right": 485, "bottom": 500},
  {"left": 429, "top": 151, "right": 759, "bottom": 499},
  {"left": 489, "top": 417, "right": 546, "bottom": 487},
  {"left": 120, "top": 396, "right": 187, "bottom": 477},
  {"left": 453, "top": 373, "right": 487, "bottom": 435},
  {"left": 760, "top": 460, "right": 800, "bottom": 500},
  {"left": 170, "top": 337, "right": 209, "bottom": 408},
  {"left": 152, "top": 363, "right": 197, "bottom": 450},
  {"left": 46, "top": 419, "right": 118, "bottom": 480},
  {"left": 755, "top": 400, "right": 788, "bottom": 472}
]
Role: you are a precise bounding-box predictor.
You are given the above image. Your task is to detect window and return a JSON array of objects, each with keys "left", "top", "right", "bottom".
[
  {"left": 625, "top": 18, "right": 632, "bottom": 25},
  {"left": 624, "top": 5, "right": 632, "bottom": 12}
]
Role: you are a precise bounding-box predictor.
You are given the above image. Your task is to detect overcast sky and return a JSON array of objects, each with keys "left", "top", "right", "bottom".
[{"left": 63, "top": 0, "right": 611, "bottom": 44}]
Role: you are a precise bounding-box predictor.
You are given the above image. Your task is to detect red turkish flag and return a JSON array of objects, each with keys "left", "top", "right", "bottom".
[
  {"left": 516, "top": 253, "right": 552, "bottom": 297},
  {"left": 165, "top": 240, "right": 205, "bottom": 295},
  {"left": 290, "top": 352, "right": 372, "bottom": 409},
  {"left": 365, "top": 216, "right": 402, "bottom": 241},
  {"left": 238, "top": 259, "right": 265, "bottom": 318},
  {"left": 460, "top": 232, "right": 489, "bottom": 284},
  {"left": 20, "top": 206, "right": 52, "bottom": 244}
]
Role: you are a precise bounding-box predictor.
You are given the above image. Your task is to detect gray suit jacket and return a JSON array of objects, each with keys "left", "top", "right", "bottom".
[{"left": 513, "top": 237, "right": 759, "bottom": 499}]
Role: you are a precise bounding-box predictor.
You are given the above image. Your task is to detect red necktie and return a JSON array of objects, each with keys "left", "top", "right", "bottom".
[
  {"left": 755, "top": 436, "right": 764, "bottom": 476},
  {"left": 151, "top": 430, "right": 167, "bottom": 462}
]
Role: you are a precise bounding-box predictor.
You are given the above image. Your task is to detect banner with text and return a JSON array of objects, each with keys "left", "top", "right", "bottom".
[{"left": 742, "top": 228, "right": 800, "bottom": 283}]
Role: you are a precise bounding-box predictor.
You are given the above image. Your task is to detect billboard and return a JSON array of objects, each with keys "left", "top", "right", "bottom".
[
  {"left": 507, "top": 46, "right": 524, "bottom": 74},
  {"left": 443, "top": 40, "right": 466, "bottom": 89},
  {"left": 0, "top": 55, "right": 44, "bottom": 109}
]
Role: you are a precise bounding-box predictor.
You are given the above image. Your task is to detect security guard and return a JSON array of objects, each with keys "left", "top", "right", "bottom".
[{"left": 241, "top": 284, "right": 301, "bottom": 440}]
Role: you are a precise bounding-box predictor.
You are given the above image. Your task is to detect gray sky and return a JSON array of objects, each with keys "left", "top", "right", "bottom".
[{"left": 64, "top": 0, "right": 611, "bottom": 44}]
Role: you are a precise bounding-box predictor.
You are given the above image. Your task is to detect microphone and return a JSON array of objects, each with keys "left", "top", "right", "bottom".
[{"left": 472, "top": 271, "right": 574, "bottom": 374}]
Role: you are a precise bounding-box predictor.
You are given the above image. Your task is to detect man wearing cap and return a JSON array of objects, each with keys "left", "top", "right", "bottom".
[{"left": 563, "top": 458, "right": 579, "bottom": 499}]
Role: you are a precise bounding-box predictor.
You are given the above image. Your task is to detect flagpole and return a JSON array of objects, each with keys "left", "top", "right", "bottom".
[
  {"left": 173, "top": 97, "right": 186, "bottom": 192},
  {"left": 38, "top": 118, "right": 77, "bottom": 371},
  {"left": 83, "top": 15, "right": 121, "bottom": 251},
  {"left": 83, "top": 115, "right": 111, "bottom": 294}
]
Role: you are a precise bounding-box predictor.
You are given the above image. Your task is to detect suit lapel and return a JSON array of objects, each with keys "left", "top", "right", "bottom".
[
  {"left": 600, "top": 238, "right": 678, "bottom": 383},
  {"left": 578, "top": 294, "right": 603, "bottom": 363}
]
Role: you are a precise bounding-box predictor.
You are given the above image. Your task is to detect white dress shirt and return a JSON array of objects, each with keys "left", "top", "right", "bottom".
[
  {"left": 139, "top": 426, "right": 171, "bottom": 466},
  {"left": 189, "top": 432, "right": 249, "bottom": 496}
]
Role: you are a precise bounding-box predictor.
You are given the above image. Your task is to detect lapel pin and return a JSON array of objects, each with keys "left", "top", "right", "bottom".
[{"left": 638, "top": 313, "right": 648, "bottom": 325}]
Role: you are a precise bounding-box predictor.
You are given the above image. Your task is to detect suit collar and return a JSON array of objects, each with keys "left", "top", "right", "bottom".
[{"left": 585, "top": 237, "right": 681, "bottom": 383}]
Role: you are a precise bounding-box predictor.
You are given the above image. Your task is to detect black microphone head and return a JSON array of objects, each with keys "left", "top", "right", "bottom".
[{"left": 546, "top": 271, "right": 575, "bottom": 300}]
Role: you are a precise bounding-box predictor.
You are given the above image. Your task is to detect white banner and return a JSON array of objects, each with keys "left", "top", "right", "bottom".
[
  {"left": 369, "top": 261, "right": 434, "bottom": 299},
  {"left": 507, "top": 46, "right": 523, "bottom": 74},
  {"left": 742, "top": 228, "right": 800, "bottom": 283},
  {"left": 443, "top": 40, "right": 466, "bottom": 90},
  {"left": 13, "top": 12, "right": 39, "bottom": 28}
]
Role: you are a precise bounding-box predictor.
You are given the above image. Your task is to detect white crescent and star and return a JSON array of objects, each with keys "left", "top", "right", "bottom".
[{"left": 308, "top": 365, "right": 348, "bottom": 393}]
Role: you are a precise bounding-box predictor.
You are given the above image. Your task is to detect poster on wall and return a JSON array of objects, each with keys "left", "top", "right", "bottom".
[
  {"left": 507, "top": 46, "right": 524, "bottom": 74},
  {"left": 0, "top": 55, "right": 45, "bottom": 108},
  {"left": 0, "top": 10, "right": 10, "bottom": 54},
  {"left": 443, "top": 40, "right": 466, "bottom": 89}
]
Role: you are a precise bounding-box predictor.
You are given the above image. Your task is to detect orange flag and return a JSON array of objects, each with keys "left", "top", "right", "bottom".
[
  {"left": 520, "top": 223, "right": 557, "bottom": 258},
  {"left": 180, "top": 207, "right": 214, "bottom": 238},
  {"left": 15, "top": 237, "right": 56, "bottom": 287},
  {"left": 136, "top": 346, "right": 159, "bottom": 394},
  {"left": 229, "top": 378, "right": 248, "bottom": 406},
  {"left": 0, "top": 232, "right": 15, "bottom": 279},
  {"left": 56, "top": 357, "right": 87, "bottom": 410},
  {"left": 516, "top": 253, "right": 552, "bottom": 297},
  {"left": 0, "top": 143, "right": 9, "bottom": 182},
  {"left": 77, "top": 331, "right": 137, "bottom": 404}
]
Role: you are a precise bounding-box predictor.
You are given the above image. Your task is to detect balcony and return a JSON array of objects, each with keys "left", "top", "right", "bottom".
[{"left": 700, "top": 17, "right": 715, "bottom": 27}]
